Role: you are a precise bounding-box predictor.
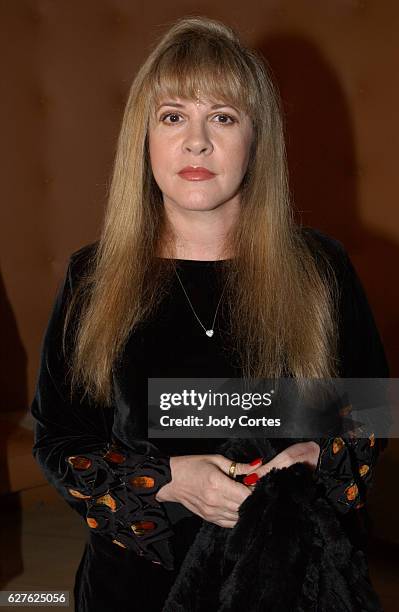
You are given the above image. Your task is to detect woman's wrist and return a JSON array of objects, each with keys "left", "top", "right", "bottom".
[
  {"left": 155, "top": 455, "right": 204, "bottom": 503},
  {"left": 155, "top": 455, "right": 180, "bottom": 503}
]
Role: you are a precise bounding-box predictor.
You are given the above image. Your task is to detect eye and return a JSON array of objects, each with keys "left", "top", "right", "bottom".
[
  {"left": 160, "top": 112, "right": 182, "bottom": 124},
  {"left": 213, "top": 113, "right": 236, "bottom": 125}
]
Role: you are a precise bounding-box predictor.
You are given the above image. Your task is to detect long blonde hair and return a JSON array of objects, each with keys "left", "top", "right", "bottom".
[{"left": 64, "top": 16, "right": 339, "bottom": 407}]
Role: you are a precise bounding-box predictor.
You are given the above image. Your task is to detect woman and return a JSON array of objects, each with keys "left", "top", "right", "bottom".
[{"left": 30, "top": 16, "right": 388, "bottom": 611}]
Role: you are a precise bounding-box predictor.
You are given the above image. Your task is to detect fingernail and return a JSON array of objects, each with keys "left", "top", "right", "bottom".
[
  {"left": 250, "top": 457, "right": 262, "bottom": 466},
  {"left": 243, "top": 473, "right": 259, "bottom": 486}
]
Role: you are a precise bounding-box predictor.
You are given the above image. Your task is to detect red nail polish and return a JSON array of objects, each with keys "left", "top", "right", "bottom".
[
  {"left": 243, "top": 473, "right": 259, "bottom": 486},
  {"left": 250, "top": 457, "right": 262, "bottom": 466}
]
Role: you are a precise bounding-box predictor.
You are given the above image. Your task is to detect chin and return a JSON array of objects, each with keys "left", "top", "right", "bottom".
[
  {"left": 181, "top": 201, "right": 222, "bottom": 211},
  {"left": 170, "top": 195, "right": 221, "bottom": 211}
]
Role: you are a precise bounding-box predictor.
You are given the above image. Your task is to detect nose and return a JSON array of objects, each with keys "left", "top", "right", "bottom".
[{"left": 183, "top": 119, "right": 213, "bottom": 155}]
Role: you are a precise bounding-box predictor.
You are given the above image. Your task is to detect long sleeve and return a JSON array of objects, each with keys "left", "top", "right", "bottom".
[
  {"left": 30, "top": 248, "right": 175, "bottom": 570},
  {"left": 313, "top": 240, "right": 390, "bottom": 515}
]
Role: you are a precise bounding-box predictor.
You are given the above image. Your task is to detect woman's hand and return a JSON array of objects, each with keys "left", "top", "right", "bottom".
[
  {"left": 155, "top": 454, "right": 261, "bottom": 528},
  {"left": 245, "top": 441, "right": 321, "bottom": 491}
]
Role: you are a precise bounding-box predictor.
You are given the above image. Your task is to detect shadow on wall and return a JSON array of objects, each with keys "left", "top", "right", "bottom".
[
  {"left": 0, "top": 268, "right": 28, "bottom": 416},
  {"left": 257, "top": 34, "right": 399, "bottom": 377},
  {"left": 0, "top": 267, "right": 27, "bottom": 585},
  {"left": 256, "top": 33, "right": 399, "bottom": 545}
]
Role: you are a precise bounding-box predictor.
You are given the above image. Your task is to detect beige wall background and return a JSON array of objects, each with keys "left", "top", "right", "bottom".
[{"left": 0, "top": 0, "right": 398, "bottom": 543}]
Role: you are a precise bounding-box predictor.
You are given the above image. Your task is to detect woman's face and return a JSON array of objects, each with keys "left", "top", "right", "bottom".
[{"left": 148, "top": 95, "right": 254, "bottom": 212}]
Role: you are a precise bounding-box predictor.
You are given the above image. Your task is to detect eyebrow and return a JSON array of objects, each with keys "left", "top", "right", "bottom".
[{"left": 155, "top": 101, "right": 241, "bottom": 113}]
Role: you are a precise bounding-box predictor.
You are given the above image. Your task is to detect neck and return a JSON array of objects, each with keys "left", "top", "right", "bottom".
[{"left": 158, "top": 197, "right": 239, "bottom": 260}]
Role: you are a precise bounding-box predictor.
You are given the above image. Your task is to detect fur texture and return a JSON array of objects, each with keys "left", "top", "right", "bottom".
[{"left": 162, "top": 438, "right": 383, "bottom": 612}]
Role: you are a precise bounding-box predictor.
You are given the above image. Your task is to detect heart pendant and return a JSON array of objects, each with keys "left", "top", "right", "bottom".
[{"left": 206, "top": 330, "right": 214, "bottom": 337}]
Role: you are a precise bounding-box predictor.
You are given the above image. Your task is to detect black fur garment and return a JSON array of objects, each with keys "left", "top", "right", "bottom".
[{"left": 162, "top": 438, "right": 383, "bottom": 612}]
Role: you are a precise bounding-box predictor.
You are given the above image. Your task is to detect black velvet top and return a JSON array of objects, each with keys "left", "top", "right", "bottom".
[{"left": 30, "top": 227, "right": 389, "bottom": 612}]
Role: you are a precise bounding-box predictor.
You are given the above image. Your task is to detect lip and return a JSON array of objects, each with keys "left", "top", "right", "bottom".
[{"left": 178, "top": 166, "right": 216, "bottom": 181}]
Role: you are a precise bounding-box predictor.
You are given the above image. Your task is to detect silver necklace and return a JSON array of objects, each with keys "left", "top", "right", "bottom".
[{"left": 174, "top": 267, "right": 228, "bottom": 338}]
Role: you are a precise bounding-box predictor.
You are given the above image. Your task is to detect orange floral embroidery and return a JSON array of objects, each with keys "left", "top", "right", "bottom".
[
  {"left": 345, "top": 483, "right": 359, "bottom": 501},
  {"left": 359, "top": 464, "right": 370, "bottom": 477},
  {"left": 129, "top": 476, "right": 155, "bottom": 489},
  {"left": 332, "top": 438, "right": 345, "bottom": 454},
  {"left": 67, "top": 456, "right": 92, "bottom": 470},
  {"left": 112, "top": 539, "right": 127, "bottom": 549},
  {"left": 68, "top": 488, "right": 91, "bottom": 500},
  {"left": 131, "top": 521, "right": 156, "bottom": 536},
  {"left": 87, "top": 517, "right": 98, "bottom": 528},
  {"left": 369, "top": 432, "right": 375, "bottom": 447},
  {"left": 103, "top": 450, "right": 126, "bottom": 464},
  {"left": 94, "top": 494, "right": 117, "bottom": 512}
]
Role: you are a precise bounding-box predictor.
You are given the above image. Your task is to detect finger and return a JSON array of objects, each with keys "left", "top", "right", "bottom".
[
  {"left": 218, "top": 456, "right": 263, "bottom": 479},
  {"left": 224, "top": 501, "right": 241, "bottom": 514},
  {"left": 222, "top": 481, "right": 253, "bottom": 507},
  {"left": 256, "top": 448, "right": 315, "bottom": 479},
  {"left": 236, "top": 459, "right": 264, "bottom": 476},
  {"left": 218, "top": 519, "right": 237, "bottom": 529},
  {"left": 222, "top": 509, "right": 240, "bottom": 521},
  {"left": 257, "top": 451, "right": 292, "bottom": 475}
]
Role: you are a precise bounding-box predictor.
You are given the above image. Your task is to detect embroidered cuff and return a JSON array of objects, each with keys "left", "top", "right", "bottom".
[
  {"left": 313, "top": 435, "right": 375, "bottom": 514},
  {"left": 64, "top": 438, "right": 175, "bottom": 569}
]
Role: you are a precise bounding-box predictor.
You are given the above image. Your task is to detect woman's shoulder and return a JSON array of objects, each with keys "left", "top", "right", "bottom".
[
  {"left": 299, "top": 226, "right": 350, "bottom": 281},
  {"left": 67, "top": 240, "right": 99, "bottom": 286},
  {"left": 69, "top": 240, "right": 99, "bottom": 266},
  {"left": 299, "top": 225, "right": 346, "bottom": 258}
]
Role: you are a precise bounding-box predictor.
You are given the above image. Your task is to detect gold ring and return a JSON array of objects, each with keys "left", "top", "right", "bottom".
[{"left": 228, "top": 461, "right": 237, "bottom": 479}]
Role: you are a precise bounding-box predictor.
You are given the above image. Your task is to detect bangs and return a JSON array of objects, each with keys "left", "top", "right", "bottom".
[{"left": 147, "top": 37, "right": 258, "bottom": 118}]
